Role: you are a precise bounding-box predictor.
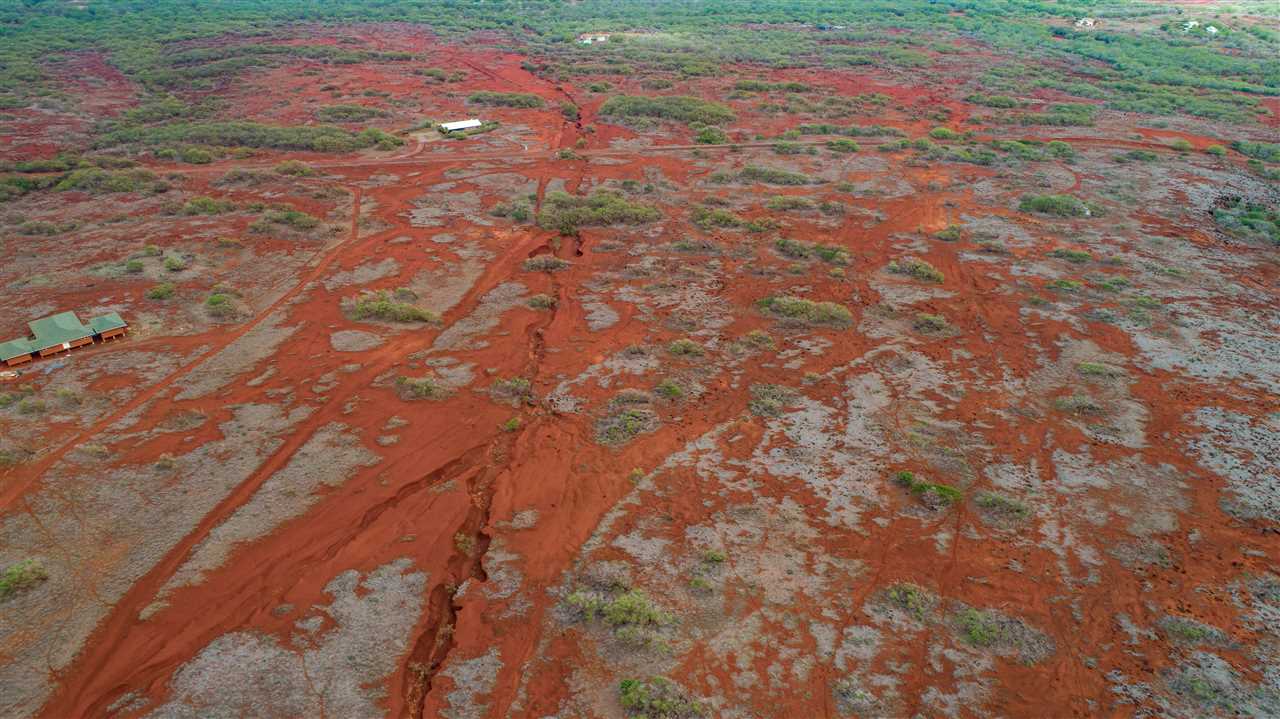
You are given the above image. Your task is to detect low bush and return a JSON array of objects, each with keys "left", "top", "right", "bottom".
[
  {"left": 757, "top": 295, "right": 853, "bottom": 327},
  {"left": 1019, "top": 194, "right": 1096, "bottom": 217},
  {"left": 599, "top": 95, "right": 734, "bottom": 126},
  {"left": 396, "top": 375, "right": 447, "bottom": 400},
  {"left": 887, "top": 258, "right": 944, "bottom": 283},
  {"left": 523, "top": 255, "right": 571, "bottom": 272},
  {"left": 537, "top": 191, "right": 660, "bottom": 234},
  {"left": 468, "top": 91, "right": 544, "bottom": 108},
  {"left": 350, "top": 291, "right": 437, "bottom": 322},
  {"left": 893, "top": 470, "right": 962, "bottom": 507},
  {"left": 738, "top": 165, "right": 812, "bottom": 186},
  {"left": 274, "top": 160, "right": 315, "bottom": 176},
  {"left": 316, "top": 104, "right": 389, "bottom": 122},
  {"left": 0, "top": 559, "right": 48, "bottom": 600},
  {"left": 748, "top": 384, "right": 795, "bottom": 417}
]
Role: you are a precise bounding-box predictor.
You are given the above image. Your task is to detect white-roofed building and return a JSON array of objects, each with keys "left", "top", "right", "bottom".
[{"left": 439, "top": 119, "right": 483, "bottom": 133}]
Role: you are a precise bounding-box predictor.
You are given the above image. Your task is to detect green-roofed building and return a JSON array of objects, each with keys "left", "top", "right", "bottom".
[{"left": 1, "top": 311, "right": 128, "bottom": 367}]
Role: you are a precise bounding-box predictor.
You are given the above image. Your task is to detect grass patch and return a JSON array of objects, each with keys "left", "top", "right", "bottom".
[
  {"left": 667, "top": 339, "right": 704, "bottom": 357},
  {"left": 748, "top": 384, "right": 795, "bottom": 417},
  {"left": 350, "top": 291, "right": 437, "bottom": 323},
  {"left": 527, "top": 293, "right": 557, "bottom": 309},
  {"left": 145, "top": 282, "right": 176, "bottom": 300},
  {"left": 913, "top": 313, "right": 950, "bottom": 333},
  {"left": 395, "top": 375, "right": 447, "bottom": 400},
  {"left": 523, "top": 255, "right": 571, "bottom": 272},
  {"left": 887, "top": 258, "right": 944, "bottom": 283},
  {"left": 537, "top": 190, "right": 660, "bottom": 234},
  {"left": 1019, "top": 194, "right": 1099, "bottom": 217},
  {"left": 893, "top": 470, "right": 962, "bottom": 507},
  {"left": 618, "top": 677, "right": 704, "bottom": 718},
  {"left": 885, "top": 582, "right": 936, "bottom": 621},
  {"left": 1053, "top": 394, "right": 1104, "bottom": 416},
  {"left": 974, "top": 491, "right": 1029, "bottom": 520},
  {"left": 600, "top": 95, "right": 734, "bottom": 125},
  {"left": 757, "top": 295, "right": 853, "bottom": 327},
  {"left": 0, "top": 559, "right": 48, "bottom": 600},
  {"left": 467, "top": 91, "right": 544, "bottom": 108}
]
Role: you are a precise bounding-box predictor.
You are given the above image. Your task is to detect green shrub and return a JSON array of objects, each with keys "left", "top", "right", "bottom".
[
  {"left": 95, "top": 121, "right": 402, "bottom": 153},
  {"left": 396, "top": 375, "right": 447, "bottom": 400},
  {"left": 738, "top": 165, "right": 812, "bottom": 186},
  {"left": 913, "top": 313, "right": 950, "bottom": 333},
  {"left": 162, "top": 256, "right": 187, "bottom": 272},
  {"left": 250, "top": 209, "right": 321, "bottom": 233},
  {"left": 618, "top": 677, "right": 704, "bottom": 718},
  {"left": 1019, "top": 194, "right": 1095, "bottom": 217},
  {"left": 536, "top": 191, "right": 660, "bottom": 234},
  {"left": 1170, "top": 138, "right": 1193, "bottom": 153},
  {"left": 124, "top": 259, "right": 144, "bottom": 273},
  {"left": 145, "top": 282, "right": 175, "bottom": 300},
  {"left": 204, "top": 292, "right": 236, "bottom": 318},
  {"left": 934, "top": 225, "right": 963, "bottom": 241},
  {"left": 1049, "top": 248, "right": 1092, "bottom": 263},
  {"left": 892, "top": 470, "right": 962, "bottom": 506},
  {"left": 826, "top": 138, "right": 860, "bottom": 153},
  {"left": 351, "top": 291, "right": 437, "bottom": 322},
  {"left": 956, "top": 607, "right": 1004, "bottom": 647},
  {"left": 316, "top": 104, "right": 388, "bottom": 122},
  {"left": 757, "top": 295, "right": 852, "bottom": 327},
  {"left": 887, "top": 258, "right": 944, "bottom": 283},
  {"left": 181, "top": 196, "right": 234, "bottom": 215},
  {"left": 929, "top": 126, "right": 960, "bottom": 141},
  {"left": 523, "top": 255, "right": 570, "bottom": 272},
  {"left": 0, "top": 559, "right": 48, "bottom": 600},
  {"left": 527, "top": 293, "right": 556, "bottom": 309},
  {"left": 748, "top": 384, "right": 794, "bottom": 417},
  {"left": 600, "top": 95, "right": 734, "bottom": 125},
  {"left": 766, "top": 196, "right": 814, "bottom": 212},
  {"left": 1206, "top": 144, "right": 1227, "bottom": 157},
  {"left": 974, "top": 491, "right": 1029, "bottom": 519},
  {"left": 654, "top": 380, "right": 684, "bottom": 400},
  {"left": 274, "top": 160, "right": 315, "bottom": 176},
  {"left": 667, "top": 339, "right": 704, "bottom": 357},
  {"left": 694, "top": 126, "right": 727, "bottom": 144},
  {"left": 1231, "top": 140, "right": 1280, "bottom": 163},
  {"left": 560, "top": 101, "right": 580, "bottom": 121},
  {"left": 468, "top": 91, "right": 544, "bottom": 108},
  {"left": 54, "top": 168, "right": 163, "bottom": 194}
]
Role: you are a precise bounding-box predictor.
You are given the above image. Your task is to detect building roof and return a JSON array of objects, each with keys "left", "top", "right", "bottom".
[
  {"left": 89, "top": 312, "right": 127, "bottom": 334},
  {"left": 26, "top": 312, "right": 93, "bottom": 352},
  {"left": 440, "top": 118, "right": 483, "bottom": 132},
  {"left": 0, "top": 338, "right": 32, "bottom": 362},
  {"left": 1, "top": 311, "right": 128, "bottom": 361}
]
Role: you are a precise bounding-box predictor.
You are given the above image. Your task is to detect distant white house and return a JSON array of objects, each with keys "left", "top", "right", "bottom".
[
  {"left": 1075, "top": 17, "right": 1096, "bottom": 29},
  {"left": 1206, "top": 25, "right": 1219, "bottom": 35},
  {"left": 439, "top": 119, "right": 483, "bottom": 133},
  {"left": 577, "top": 33, "right": 610, "bottom": 45}
]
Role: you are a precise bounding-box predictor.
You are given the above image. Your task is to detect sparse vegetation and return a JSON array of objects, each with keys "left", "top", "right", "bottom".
[
  {"left": 618, "top": 677, "right": 704, "bottom": 718},
  {"left": 145, "top": 282, "right": 176, "bottom": 300},
  {"left": 350, "top": 291, "right": 437, "bottom": 323},
  {"left": 0, "top": 559, "right": 48, "bottom": 601},
  {"left": 396, "top": 375, "right": 447, "bottom": 400},
  {"left": 757, "top": 295, "right": 853, "bottom": 327},
  {"left": 537, "top": 191, "right": 661, "bottom": 234},
  {"left": 893, "top": 470, "right": 962, "bottom": 507},
  {"left": 527, "top": 294, "right": 557, "bottom": 309},
  {"left": 748, "top": 384, "right": 795, "bottom": 417},
  {"left": 1019, "top": 194, "right": 1098, "bottom": 218},
  {"left": 600, "top": 95, "right": 734, "bottom": 126},
  {"left": 887, "top": 257, "right": 944, "bottom": 283},
  {"left": 468, "top": 91, "right": 544, "bottom": 108},
  {"left": 523, "top": 255, "right": 571, "bottom": 272}
]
